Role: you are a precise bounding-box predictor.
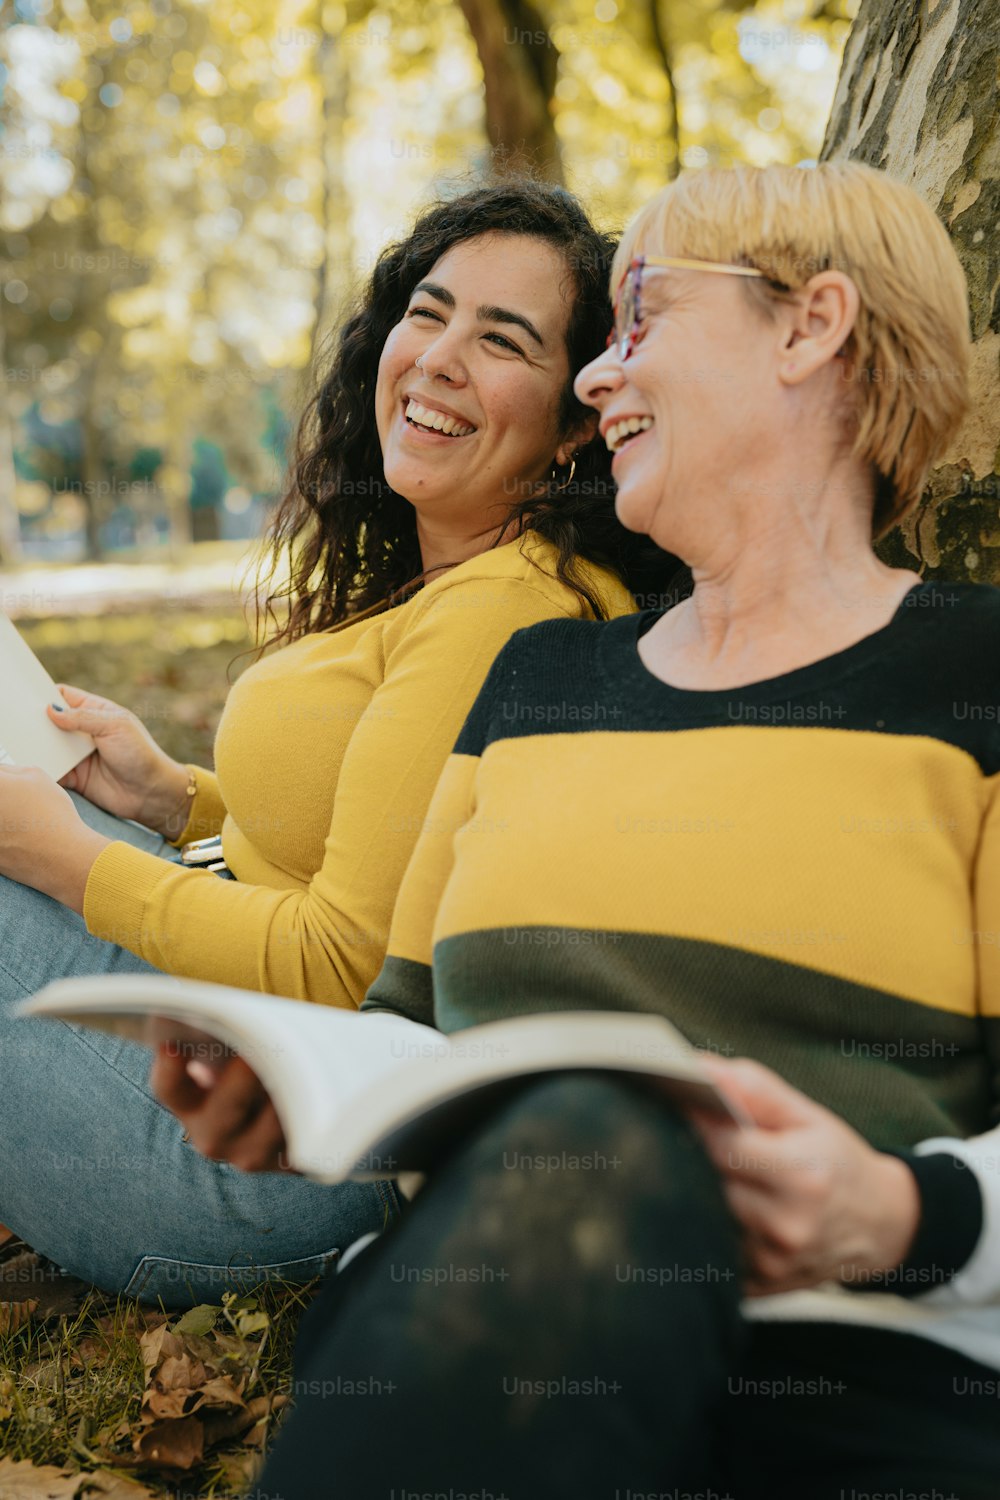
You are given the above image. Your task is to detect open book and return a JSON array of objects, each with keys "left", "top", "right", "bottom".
[
  {"left": 16, "top": 974, "right": 745, "bottom": 1183},
  {"left": 0, "top": 614, "right": 94, "bottom": 779}
]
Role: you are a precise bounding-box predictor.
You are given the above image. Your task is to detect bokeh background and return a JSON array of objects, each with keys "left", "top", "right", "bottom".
[{"left": 1, "top": 0, "right": 858, "bottom": 762}]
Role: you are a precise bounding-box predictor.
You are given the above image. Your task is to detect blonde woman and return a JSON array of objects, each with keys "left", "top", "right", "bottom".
[{"left": 247, "top": 163, "right": 1000, "bottom": 1498}]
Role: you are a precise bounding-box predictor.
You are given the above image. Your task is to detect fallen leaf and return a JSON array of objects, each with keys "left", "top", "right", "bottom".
[
  {"left": 137, "top": 1326, "right": 175, "bottom": 1377},
  {"left": 21, "top": 1355, "right": 62, "bottom": 1389},
  {"left": 78, "top": 1473, "right": 160, "bottom": 1499},
  {"left": 0, "top": 1457, "right": 84, "bottom": 1498},
  {"left": 0, "top": 1298, "right": 38, "bottom": 1334},
  {"left": 154, "top": 1352, "right": 209, "bottom": 1391},
  {"left": 69, "top": 1338, "right": 115, "bottom": 1373},
  {"left": 240, "top": 1393, "right": 290, "bottom": 1450},
  {"left": 170, "top": 1304, "right": 218, "bottom": 1338},
  {"left": 133, "top": 1414, "right": 204, "bottom": 1470},
  {"left": 231, "top": 1309, "right": 269, "bottom": 1338},
  {"left": 214, "top": 1450, "right": 262, "bottom": 1492},
  {"left": 0, "top": 1251, "right": 92, "bottom": 1319}
]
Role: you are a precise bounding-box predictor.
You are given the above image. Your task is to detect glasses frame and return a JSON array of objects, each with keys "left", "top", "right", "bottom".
[{"left": 609, "top": 255, "right": 767, "bottom": 361}]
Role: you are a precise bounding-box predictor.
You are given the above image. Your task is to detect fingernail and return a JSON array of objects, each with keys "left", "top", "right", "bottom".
[{"left": 51, "top": 704, "right": 64, "bottom": 713}]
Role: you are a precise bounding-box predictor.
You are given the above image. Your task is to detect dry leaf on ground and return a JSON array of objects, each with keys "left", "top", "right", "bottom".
[
  {"left": 0, "top": 1298, "right": 38, "bottom": 1334},
  {"left": 0, "top": 1458, "right": 83, "bottom": 1499},
  {"left": 130, "top": 1301, "right": 283, "bottom": 1471},
  {"left": 1, "top": 1249, "right": 93, "bottom": 1320},
  {"left": 0, "top": 1459, "right": 159, "bottom": 1500},
  {"left": 132, "top": 1415, "right": 205, "bottom": 1471}
]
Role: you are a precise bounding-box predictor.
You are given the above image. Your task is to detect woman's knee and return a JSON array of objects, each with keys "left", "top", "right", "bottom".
[
  {"left": 455, "top": 1070, "right": 729, "bottom": 1226},
  {"left": 354, "top": 1071, "right": 741, "bottom": 1316}
]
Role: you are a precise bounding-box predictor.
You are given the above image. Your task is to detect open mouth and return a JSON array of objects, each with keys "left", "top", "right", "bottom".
[
  {"left": 606, "top": 416, "right": 654, "bottom": 455},
  {"left": 403, "top": 398, "right": 477, "bottom": 438}
]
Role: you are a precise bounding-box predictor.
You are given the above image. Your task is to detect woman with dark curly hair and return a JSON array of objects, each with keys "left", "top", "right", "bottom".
[{"left": 0, "top": 181, "right": 672, "bottom": 1303}]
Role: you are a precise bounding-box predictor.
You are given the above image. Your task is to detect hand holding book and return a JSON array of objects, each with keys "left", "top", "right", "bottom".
[
  {"left": 48, "top": 684, "right": 195, "bottom": 840},
  {"left": 148, "top": 1020, "right": 291, "bottom": 1174}
]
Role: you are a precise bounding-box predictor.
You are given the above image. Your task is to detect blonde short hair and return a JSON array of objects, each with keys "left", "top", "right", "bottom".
[{"left": 613, "top": 163, "right": 971, "bottom": 537}]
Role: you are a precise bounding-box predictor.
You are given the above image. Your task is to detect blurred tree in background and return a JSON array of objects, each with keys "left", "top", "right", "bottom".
[{"left": 0, "top": 0, "right": 857, "bottom": 564}]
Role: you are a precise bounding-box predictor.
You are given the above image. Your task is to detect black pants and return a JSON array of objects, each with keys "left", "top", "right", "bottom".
[{"left": 259, "top": 1074, "right": 1000, "bottom": 1500}]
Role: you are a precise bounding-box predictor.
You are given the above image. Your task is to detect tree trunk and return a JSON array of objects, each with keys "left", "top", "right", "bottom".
[
  {"left": 79, "top": 356, "right": 107, "bottom": 561},
  {"left": 821, "top": 0, "right": 1000, "bottom": 582},
  {"left": 0, "top": 304, "right": 24, "bottom": 566},
  {"left": 456, "top": 0, "right": 562, "bottom": 182},
  {"left": 313, "top": 21, "right": 354, "bottom": 362},
  {"left": 649, "top": 0, "right": 681, "bottom": 181}
]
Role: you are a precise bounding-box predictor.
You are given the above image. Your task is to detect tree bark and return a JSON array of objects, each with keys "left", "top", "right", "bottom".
[
  {"left": 312, "top": 3, "right": 367, "bottom": 360},
  {"left": 649, "top": 0, "right": 681, "bottom": 181},
  {"left": 0, "top": 302, "right": 24, "bottom": 565},
  {"left": 821, "top": 0, "right": 1000, "bottom": 582},
  {"left": 456, "top": 0, "right": 562, "bottom": 182}
]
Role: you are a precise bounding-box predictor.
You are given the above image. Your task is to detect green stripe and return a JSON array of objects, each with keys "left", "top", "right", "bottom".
[
  {"left": 363, "top": 953, "right": 435, "bottom": 1026},
  {"left": 432, "top": 928, "right": 992, "bottom": 1149}
]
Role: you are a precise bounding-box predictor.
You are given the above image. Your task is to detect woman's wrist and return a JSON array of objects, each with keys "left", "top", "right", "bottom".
[
  {"left": 144, "top": 760, "right": 196, "bottom": 840},
  {"left": 841, "top": 1152, "right": 921, "bottom": 1285},
  {"left": 45, "top": 826, "right": 112, "bottom": 915}
]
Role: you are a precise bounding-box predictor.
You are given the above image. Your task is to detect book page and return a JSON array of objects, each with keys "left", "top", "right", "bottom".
[
  {"left": 14, "top": 974, "right": 441, "bottom": 1179},
  {"left": 0, "top": 614, "right": 94, "bottom": 780},
  {"left": 16, "top": 980, "right": 747, "bottom": 1185}
]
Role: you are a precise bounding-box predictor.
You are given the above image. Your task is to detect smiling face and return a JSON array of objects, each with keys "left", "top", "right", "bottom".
[
  {"left": 375, "top": 233, "right": 585, "bottom": 543},
  {"left": 574, "top": 258, "right": 783, "bottom": 557}
]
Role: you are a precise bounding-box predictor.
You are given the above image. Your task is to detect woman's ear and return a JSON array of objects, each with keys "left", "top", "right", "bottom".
[
  {"left": 779, "top": 271, "right": 859, "bottom": 387},
  {"left": 555, "top": 411, "right": 599, "bottom": 466}
]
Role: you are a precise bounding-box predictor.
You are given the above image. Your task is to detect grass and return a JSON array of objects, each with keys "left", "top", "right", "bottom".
[{"left": 0, "top": 1250, "right": 316, "bottom": 1497}]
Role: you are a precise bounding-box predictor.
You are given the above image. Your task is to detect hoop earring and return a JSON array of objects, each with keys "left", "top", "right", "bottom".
[{"left": 550, "top": 455, "right": 577, "bottom": 493}]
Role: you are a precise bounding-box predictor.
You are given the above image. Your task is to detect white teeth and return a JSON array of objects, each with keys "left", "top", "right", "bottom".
[
  {"left": 606, "top": 415, "right": 654, "bottom": 452},
  {"left": 405, "top": 399, "right": 475, "bottom": 437}
]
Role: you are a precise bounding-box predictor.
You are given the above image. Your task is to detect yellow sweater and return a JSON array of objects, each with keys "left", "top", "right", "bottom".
[{"left": 83, "top": 532, "right": 636, "bottom": 1005}]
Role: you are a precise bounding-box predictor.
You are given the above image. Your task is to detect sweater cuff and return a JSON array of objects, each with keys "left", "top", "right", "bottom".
[
  {"left": 845, "top": 1149, "right": 983, "bottom": 1299},
  {"left": 83, "top": 840, "right": 178, "bottom": 958},
  {"left": 170, "top": 766, "right": 227, "bottom": 848}
]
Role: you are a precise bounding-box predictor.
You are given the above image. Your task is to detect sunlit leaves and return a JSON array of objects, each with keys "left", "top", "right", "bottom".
[{"left": 0, "top": 0, "right": 858, "bottom": 556}]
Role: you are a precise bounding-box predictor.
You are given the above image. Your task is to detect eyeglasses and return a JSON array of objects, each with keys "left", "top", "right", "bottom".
[{"left": 608, "top": 255, "right": 767, "bottom": 361}]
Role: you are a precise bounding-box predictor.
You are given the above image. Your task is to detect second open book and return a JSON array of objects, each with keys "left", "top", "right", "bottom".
[{"left": 16, "top": 975, "right": 746, "bottom": 1183}]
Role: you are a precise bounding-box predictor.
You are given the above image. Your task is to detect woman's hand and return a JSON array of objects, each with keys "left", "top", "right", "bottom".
[
  {"left": 49, "top": 685, "right": 192, "bottom": 838},
  {"left": 687, "top": 1056, "right": 920, "bottom": 1297},
  {"left": 149, "top": 1030, "right": 290, "bottom": 1174},
  {"left": 0, "top": 764, "right": 110, "bottom": 909}
]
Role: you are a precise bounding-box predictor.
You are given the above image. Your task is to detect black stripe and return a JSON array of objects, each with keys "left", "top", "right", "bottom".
[{"left": 456, "top": 583, "right": 1000, "bottom": 773}]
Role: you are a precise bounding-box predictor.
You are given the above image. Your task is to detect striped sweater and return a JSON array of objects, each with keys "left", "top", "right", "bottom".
[{"left": 366, "top": 580, "right": 1000, "bottom": 1369}]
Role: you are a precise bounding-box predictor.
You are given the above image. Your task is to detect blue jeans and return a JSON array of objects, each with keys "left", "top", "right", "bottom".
[{"left": 0, "top": 794, "right": 398, "bottom": 1305}]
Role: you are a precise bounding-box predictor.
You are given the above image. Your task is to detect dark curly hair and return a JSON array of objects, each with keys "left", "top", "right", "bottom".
[{"left": 256, "top": 178, "right": 683, "bottom": 646}]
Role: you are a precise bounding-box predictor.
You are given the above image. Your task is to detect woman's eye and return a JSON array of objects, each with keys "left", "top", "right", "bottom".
[
  {"left": 484, "top": 332, "right": 522, "bottom": 354},
  {"left": 406, "top": 306, "right": 443, "bottom": 322}
]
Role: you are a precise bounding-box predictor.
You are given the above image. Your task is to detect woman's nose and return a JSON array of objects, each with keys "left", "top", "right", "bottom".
[
  {"left": 574, "top": 344, "right": 623, "bottom": 410},
  {"left": 417, "top": 330, "right": 467, "bottom": 385}
]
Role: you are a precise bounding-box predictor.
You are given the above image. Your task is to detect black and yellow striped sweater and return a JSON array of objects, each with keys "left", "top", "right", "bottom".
[{"left": 366, "top": 580, "right": 1000, "bottom": 1368}]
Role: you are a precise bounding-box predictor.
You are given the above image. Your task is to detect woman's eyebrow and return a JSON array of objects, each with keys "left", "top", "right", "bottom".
[
  {"left": 476, "top": 303, "right": 545, "bottom": 348},
  {"left": 410, "top": 281, "right": 545, "bottom": 349}
]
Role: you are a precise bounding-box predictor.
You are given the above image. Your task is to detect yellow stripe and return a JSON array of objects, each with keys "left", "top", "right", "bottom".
[
  {"left": 389, "top": 753, "right": 479, "bottom": 965},
  {"left": 435, "top": 728, "right": 991, "bottom": 1017},
  {"left": 974, "top": 770, "right": 1000, "bottom": 1017}
]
